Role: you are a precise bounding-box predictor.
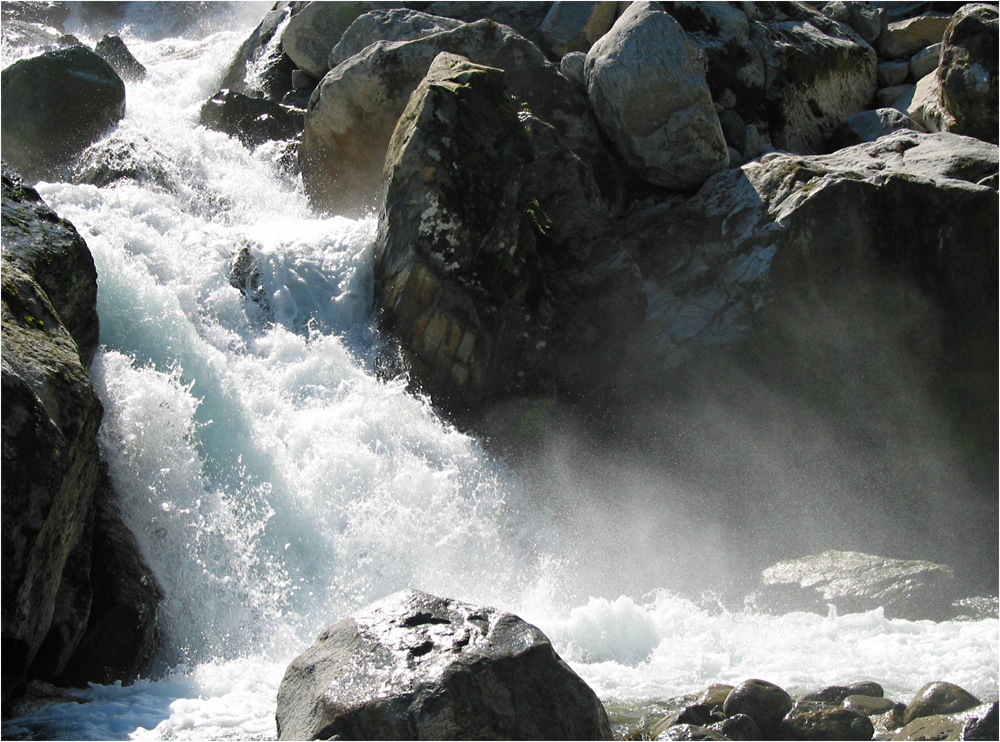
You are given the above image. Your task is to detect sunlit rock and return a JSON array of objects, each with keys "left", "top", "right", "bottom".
[
  {"left": 281, "top": 1, "right": 371, "bottom": 80},
  {"left": 903, "top": 682, "right": 981, "bottom": 725},
  {"left": 880, "top": 12, "right": 953, "bottom": 59},
  {"left": 938, "top": 3, "right": 999, "bottom": 144},
  {"left": 327, "top": 8, "right": 463, "bottom": 70},
  {"left": 893, "top": 700, "right": 997, "bottom": 740},
  {"left": 275, "top": 589, "right": 612, "bottom": 740},
  {"left": 584, "top": 1, "right": 729, "bottom": 189}
]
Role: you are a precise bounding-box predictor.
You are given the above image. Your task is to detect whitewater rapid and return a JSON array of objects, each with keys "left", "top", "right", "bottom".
[{"left": 2, "top": 12, "right": 996, "bottom": 742}]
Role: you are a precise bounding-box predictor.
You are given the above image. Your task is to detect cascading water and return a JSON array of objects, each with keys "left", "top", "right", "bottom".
[{"left": 2, "top": 8, "right": 996, "bottom": 741}]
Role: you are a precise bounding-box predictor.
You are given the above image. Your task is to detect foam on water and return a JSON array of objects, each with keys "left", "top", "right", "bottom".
[{"left": 4, "top": 12, "right": 997, "bottom": 742}]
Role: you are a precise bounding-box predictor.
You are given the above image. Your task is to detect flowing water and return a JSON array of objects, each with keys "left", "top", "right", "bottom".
[{"left": 2, "top": 8, "right": 997, "bottom": 740}]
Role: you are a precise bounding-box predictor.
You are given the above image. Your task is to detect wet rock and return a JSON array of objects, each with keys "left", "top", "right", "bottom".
[
  {"left": 327, "top": 8, "right": 463, "bottom": 69},
  {"left": 844, "top": 695, "right": 898, "bottom": 716},
  {"left": 199, "top": 89, "right": 304, "bottom": 148},
  {"left": 0, "top": 1, "right": 70, "bottom": 30},
  {"left": 780, "top": 702, "right": 875, "bottom": 740},
  {"left": 94, "top": 33, "right": 146, "bottom": 81},
  {"left": 750, "top": 550, "right": 962, "bottom": 621},
  {"left": 651, "top": 704, "right": 725, "bottom": 738},
  {"left": 827, "top": 108, "right": 917, "bottom": 150},
  {"left": 301, "top": 17, "right": 621, "bottom": 217},
  {"left": 880, "top": 12, "right": 952, "bottom": 59},
  {"left": 801, "top": 682, "right": 885, "bottom": 705},
  {"left": 538, "top": 1, "right": 618, "bottom": 58},
  {"left": 282, "top": 1, "right": 371, "bottom": 80},
  {"left": 275, "top": 589, "right": 612, "bottom": 740},
  {"left": 656, "top": 723, "right": 730, "bottom": 740},
  {"left": 374, "top": 52, "right": 643, "bottom": 411},
  {"left": 1, "top": 46, "right": 126, "bottom": 182},
  {"left": 892, "top": 701, "right": 997, "bottom": 740},
  {"left": 723, "top": 679, "right": 794, "bottom": 738},
  {"left": 219, "top": 1, "right": 298, "bottom": 100},
  {"left": 903, "top": 682, "right": 981, "bottom": 725},
  {"left": 910, "top": 41, "right": 941, "bottom": 81},
  {"left": 1, "top": 165, "right": 102, "bottom": 700},
  {"left": 937, "top": 3, "right": 998, "bottom": 143},
  {"left": 585, "top": 1, "right": 728, "bottom": 190},
  {"left": 698, "top": 683, "right": 736, "bottom": 710},
  {"left": 71, "top": 132, "right": 179, "bottom": 191},
  {"left": 709, "top": 713, "right": 761, "bottom": 740}
]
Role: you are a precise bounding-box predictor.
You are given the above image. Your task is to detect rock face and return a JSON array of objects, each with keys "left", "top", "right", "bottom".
[
  {"left": 275, "top": 589, "right": 612, "bottom": 740},
  {"left": 300, "top": 16, "right": 620, "bottom": 217},
  {"left": 622, "top": 130, "right": 998, "bottom": 381},
  {"left": 748, "top": 550, "right": 960, "bottom": 621},
  {"left": 374, "top": 52, "right": 643, "bottom": 411},
  {"left": 281, "top": 1, "right": 371, "bottom": 80},
  {"left": 584, "top": 1, "right": 729, "bottom": 190},
  {"left": 1, "top": 165, "right": 162, "bottom": 701},
  {"left": 199, "top": 89, "right": 304, "bottom": 148},
  {"left": 1, "top": 46, "right": 126, "bottom": 182},
  {"left": 327, "top": 8, "right": 464, "bottom": 69},
  {"left": 94, "top": 33, "right": 146, "bottom": 81},
  {"left": 937, "top": 3, "right": 998, "bottom": 143}
]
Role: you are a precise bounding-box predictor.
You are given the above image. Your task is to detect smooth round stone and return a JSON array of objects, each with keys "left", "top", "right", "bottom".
[
  {"left": 781, "top": 702, "right": 875, "bottom": 740},
  {"left": 844, "top": 694, "right": 896, "bottom": 715},
  {"left": 723, "top": 679, "right": 793, "bottom": 737},
  {"left": 903, "top": 681, "right": 981, "bottom": 725}
]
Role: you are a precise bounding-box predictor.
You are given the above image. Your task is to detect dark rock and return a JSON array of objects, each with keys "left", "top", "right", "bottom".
[
  {"left": 302, "top": 17, "right": 623, "bottom": 218},
  {"left": 538, "top": 1, "right": 618, "bottom": 58},
  {"left": 903, "top": 682, "right": 981, "bottom": 725},
  {"left": 71, "top": 132, "right": 180, "bottom": 192},
  {"left": 0, "top": 1, "right": 70, "bottom": 31},
  {"left": 1, "top": 166, "right": 103, "bottom": 701},
  {"left": 910, "top": 41, "right": 941, "bottom": 81},
  {"left": 847, "top": 3, "right": 885, "bottom": 44},
  {"left": 828, "top": 108, "right": 917, "bottom": 150},
  {"left": 663, "top": 2, "right": 876, "bottom": 155},
  {"left": 719, "top": 109, "right": 748, "bottom": 154},
  {"left": 937, "top": 3, "right": 998, "bottom": 143},
  {"left": 708, "top": 713, "right": 761, "bottom": 740},
  {"left": 800, "top": 682, "right": 884, "bottom": 705},
  {"left": 750, "top": 550, "right": 962, "bottom": 621},
  {"left": 780, "top": 702, "right": 875, "bottom": 740},
  {"left": 423, "top": 1, "right": 553, "bottom": 43},
  {"left": 650, "top": 704, "right": 725, "bottom": 738},
  {"left": 327, "top": 8, "right": 463, "bottom": 69},
  {"left": 879, "top": 59, "right": 912, "bottom": 87},
  {"left": 219, "top": 1, "right": 299, "bottom": 101},
  {"left": 94, "top": 33, "right": 146, "bottom": 81},
  {"left": 1, "top": 46, "right": 126, "bottom": 182},
  {"left": 374, "top": 52, "right": 643, "bottom": 411},
  {"left": 199, "top": 89, "right": 304, "bottom": 148},
  {"left": 723, "top": 679, "right": 794, "bottom": 738},
  {"left": 963, "top": 701, "right": 999, "bottom": 740},
  {"left": 275, "top": 589, "right": 612, "bottom": 740}
]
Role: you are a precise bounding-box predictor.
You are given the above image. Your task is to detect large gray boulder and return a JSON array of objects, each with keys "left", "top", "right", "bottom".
[
  {"left": 747, "top": 550, "right": 961, "bottom": 620},
  {"left": 1, "top": 46, "right": 126, "bottom": 182},
  {"left": 374, "top": 52, "right": 643, "bottom": 410},
  {"left": 327, "top": 8, "right": 463, "bottom": 69},
  {"left": 937, "top": 3, "right": 998, "bottom": 144},
  {"left": 879, "top": 12, "right": 952, "bottom": 59},
  {"left": 275, "top": 589, "right": 612, "bottom": 740},
  {"left": 281, "top": 1, "right": 371, "bottom": 80},
  {"left": 585, "top": 1, "right": 729, "bottom": 190},
  {"left": 422, "top": 1, "right": 553, "bottom": 43},
  {"left": 301, "top": 17, "right": 621, "bottom": 217},
  {"left": 1, "top": 165, "right": 162, "bottom": 700},
  {"left": 664, "top": 1, "right": 877, "bottom": 156},
  {"left": 621, "top": 130, "right": 998, "bottom": 377}
]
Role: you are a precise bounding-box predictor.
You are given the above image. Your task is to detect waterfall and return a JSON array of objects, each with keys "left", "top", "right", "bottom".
[{"left": 1, "top": 8, "right": 996, "bottom": 741}]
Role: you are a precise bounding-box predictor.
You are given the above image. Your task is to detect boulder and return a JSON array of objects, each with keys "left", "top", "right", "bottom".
[
  {"left": 880, "top": 12, "right": 952, "bottom": 59},
  {"left": 1, "top": 46, "right": 126, "bottom": 182},
  {"left": 327, "top": 8, "right": 463, "bottom": 69},
  {"left": 910, "top": 41, "right": 940, "bottom": 81},
  {"left": 281, "top": 1, "right": 371, "bottom": 80},
  {"left": 620, "top": 130, "right": 997, "bottom": 389},
  {"left": 301, "top": 18, "right": 622, "bottom": 217},
  {"left": 538, "top": 1, "right": 618, "bottom": 58},
  {"left": 903, "top": 71, "right": 955, "bottom": 132},
  {"left": 663, "top": 2, "right": 876, "bottom": 155},
  {"left": 878, "top": 82, "right": 915, "bottom": 108},
  {"left": 708, "top": 714, "right": 761, "bottom": 740},
  {"left": 199, "top": 89, "right": 304, "bottom": 148},
  {"left": 1, "top": 164, "right": 162, "bottom": 701},
  {"left": 749, "top": 550, "right": 961, "bottom": 620},
  {"left": 584, "top": 1, "right": 729, "bottom": 190},
  {"left": 937, "top": 3, "right": 998, "bottom": 143},
  {"left": 422, "top": 1, "right": 553, "bottom": 43},
  {"left": 847, "top": 2, "right": 885, "bottom": 44},
  {"left": 892, "top": 701, "right": 997, "bottom": 741},
  {"left": 218, "top": 1, "right": 298, "bottom": 100},
  {"left": 1, "top": 165, "right": 102, "bottom": 699},
  {"left": 722, "top": 679, "right": 794, "bottom": 738},
  {"left": 903, "top": 682, "right": 981, "bottom": 726},
  {"left": 827, "top": 108, "right": 917, "bottom": 150},
  {"left": 779, "top": 702, "right": 875, "bottom": 740},
  {"left": 275, "top": 589, "right": 612, "bottom": 740},
  {"left": 374, "top": 52, "right": 643, "bottom": 410},
  {"left": 94, "top": 33, "right": 146, "bottom": 81},
  {"left": 878, "top": 59, "right": 911, "bottom": 87},
  {"left": 71, "top": 131, "right": 180, "bottom": 192}
]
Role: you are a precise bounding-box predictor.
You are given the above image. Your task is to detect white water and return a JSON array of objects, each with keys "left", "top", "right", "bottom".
[{"left": 3, "top": 11, "right": 997, "bottom": 741}]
